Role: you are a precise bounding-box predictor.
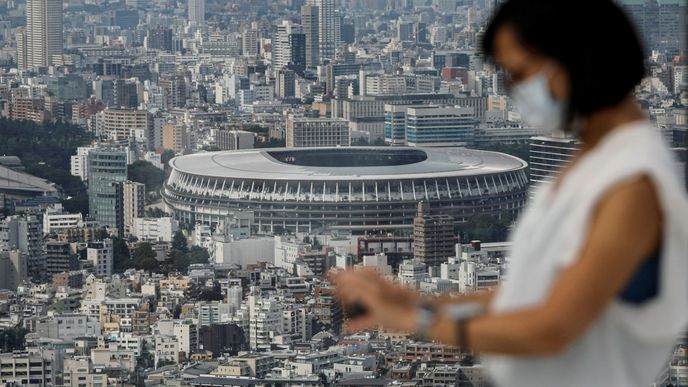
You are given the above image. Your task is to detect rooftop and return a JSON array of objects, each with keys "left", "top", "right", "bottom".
[{"left": 169, "top": 147, "right": 527, "bottom": 181}]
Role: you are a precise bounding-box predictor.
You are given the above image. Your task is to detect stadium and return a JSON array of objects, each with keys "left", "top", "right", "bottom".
[{"left": 162, "top": 147, "right": 529, "bottom": 234}]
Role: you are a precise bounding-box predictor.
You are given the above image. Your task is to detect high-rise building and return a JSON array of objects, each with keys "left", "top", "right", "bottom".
[
  {"left": 87, "top": 239, "right": 113, "bottom": 278},
  {"left": 528, "top": 135, "right": 581, "bottom": 196},
  {"left": 413, "top": 201, "right": 455, "bottom": 268},
  {"left": 216, "top": 130, "right": 254, "bottom": 151},
  {"left": 404, "top": 105, "right": 477, "bottom": 147},
  {"left": 162, "top": 123, "right": 188, "bottom": 153},
  {"left": 25, "top": 0, "right": 63, "bottom": 68},
  {"left": 88, "top": 149, "right": 128, "bottom": 234},
  {"left": 0, "top": 250, "right": 28, "bottom": 290},
  {"left": 272, "top": 21, "right": 305, "bottom": 70},
  {"left": 0, "top": 215, "right": 46, "bottom": 281},
  {"left": 16, "top": 27, "right": 28, "bottom": 70},
  {"left": 46, "top": 241, "right": 79, "bottom": 278},
  {"left": 188, "top": 0, "right": 205, "bottom": 25},
  {"left": 384, "top": 104, "right": 477, "bottom": 147},
  {"left": 159, "top": 75, "right": 187, "bottom": 108},
  {"left": 113, "top": 79, "right": 139, "bottom": 108},
  {"left": 307, "top": 0, "right": 341, "bottom": 61},
  {"left": 300, "top": 5, "right": 319, "bottom": 67},
  {"left": 242, "top": 29, "right": 259, "bottom": 58},
  {"left": 276, "top": 69, "right": 296, "bottom": 98},
  {"left": 101, "top": 108, "right": 152, "bottom": 143},
  {"left": 146, "top": 27, "right": 173, "bottom": 51},
  {"left": 117, "top": 180, "right": 145, "bottom": 237},
  {"left": 286, "top": 116, "right": 350, "bottom": 147}
]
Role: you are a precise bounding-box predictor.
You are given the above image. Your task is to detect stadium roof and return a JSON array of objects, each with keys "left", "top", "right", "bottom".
[
  {"left": 170, "top": 147, "right": 527, "bottom": 181},
  {"left": 0, "top": 165, "right": 58, "bottom": 196}
]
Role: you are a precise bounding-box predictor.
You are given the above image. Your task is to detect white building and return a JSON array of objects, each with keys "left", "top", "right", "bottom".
[
  {"left": 173, "top": 320, "right": 198, "bottom": 358},
  {"left": 187, "top": 0, "right": 205, "bottom": 25},
  {"left": 286, "top": 116, "right": 350, "bottom": 147},
  {"left": 248, "top": 295, "right": 284, "bottom": 349},
  {"left": 42, "top": 213, "right": 82, "bottom": 235},
  {"left": 23, "top": 0, "right": 63, "bottom": 68},
  {"left": 398, "top": 259, "right": 429, "bottom": 289},
  {"left": 274, "top": 236, "right": 310, "bottom": 273},
  {"left": 154, "top": 335, "right": 179, "bottom": 366},
  {"left": 359, "top": 253, "right": 393, "bottom": 276},
  {"left": 70, "top": 146, "right": 95, "bottom": 181},
  {"left": 132, "top": 217, "right": 179, "bottom": 242},
  {"left": 87, "top": 239, "right": 113, "bottom": 278},
  {"left": 35, "top": 313, "right": 101, "bottom": 340},
  {"left": 213, "top": 237, "right": 275, "bottom": 267}
]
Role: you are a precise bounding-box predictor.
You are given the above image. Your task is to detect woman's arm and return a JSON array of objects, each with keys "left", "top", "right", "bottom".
[
  {"left": 427, "top": 175, "right": 663, "bottom": 355},
  {"left": 334, "top": 176, "right": 662, "bottom": 354},
  {"left": 429, "top": 290, "right": 495, "bottom": 309}
]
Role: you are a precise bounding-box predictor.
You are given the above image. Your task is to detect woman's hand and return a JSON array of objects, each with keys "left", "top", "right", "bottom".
[{"left": 331, "top": 269, "right": 422, "bottom": 334}]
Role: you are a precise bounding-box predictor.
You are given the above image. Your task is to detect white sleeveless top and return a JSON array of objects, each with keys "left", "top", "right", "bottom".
[{"left": 483, "top": 121, "right": 688, "bottom": 387}]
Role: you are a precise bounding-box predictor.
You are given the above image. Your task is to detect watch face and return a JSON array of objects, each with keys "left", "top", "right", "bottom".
[{"left": 444, "top": 302, "right": 484, "bottom": 319}]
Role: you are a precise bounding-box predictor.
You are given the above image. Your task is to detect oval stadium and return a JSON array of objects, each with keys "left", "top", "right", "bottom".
[{"left": 162, "top": 147, "right": 529, "bottom": 234}]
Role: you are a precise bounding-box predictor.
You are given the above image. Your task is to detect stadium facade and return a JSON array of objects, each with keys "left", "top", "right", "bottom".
[{"left": 162, "top": 147, "right": 529, "bottom": 234}]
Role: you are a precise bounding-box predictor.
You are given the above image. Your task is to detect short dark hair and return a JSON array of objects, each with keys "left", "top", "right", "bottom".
[{"left": 481, "top": 0, "right": 645, "bottom": 129}]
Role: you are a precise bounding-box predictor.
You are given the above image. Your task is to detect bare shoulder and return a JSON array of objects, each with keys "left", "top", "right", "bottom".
[{"left": 589, "top": 173, "right": 662, "bottom": 263}]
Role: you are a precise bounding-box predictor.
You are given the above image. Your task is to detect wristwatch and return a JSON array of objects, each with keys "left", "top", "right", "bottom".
[
  {"left": 415, "top": 302, "right": 485, "bottom": 343},
  {"left": 415, "top": 301, "right": 437, "bottom": 340}
]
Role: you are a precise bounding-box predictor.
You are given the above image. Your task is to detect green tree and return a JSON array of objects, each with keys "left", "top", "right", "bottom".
[
  {"left": 128, "top": 160, "right": 165, "bottom": 192},
  {"left": 187, "top": 246, "right": 209, "bottom": 264},
  {"left": 132, "top": 242, "right": 156, "bottom": 261},
  {"left": 0, "top": 327, "right": 29, "bottom": 352},
  {"left": 170, "top": 249, "right": 190, "bottom": 272},
  {"left": 0, "top": 119, "right": 93, "bottom": 213},
  {"left": 161, "top": 149, "right": 176, "bottom": 167},
  {"left": 112, "top": 237, "right": 132, "bottom": 273},
  {"left": 172, "top": 231, "right": 188, "bottom": 252}
]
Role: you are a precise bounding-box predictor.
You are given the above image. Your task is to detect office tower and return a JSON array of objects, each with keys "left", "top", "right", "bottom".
[
  {"left": 113, "top": 79, "right": 139, "bottom": 108},
  {"left": 242, "top": 29, "right": 259, "bottom": 58},
  {"left": 288, "top": 32, "right": 307, "bottom": 74},
  {"left": 529, "top": 135, "right": 581, "bottom": 196},
  {"left": 216, "top": 130, "right": 254, "bottom": 151},
  {"left": 300, "top": 5, "right": 320, "bottom": 67},
  {"left": 117, "top": 180, "right": 145, "bottom": 237},
  {"left": 162, "top": 123, "right": 188, "bottom": 153},
  {"left": 25, "top": 0, "right": 63, "bottom": 68},
  {"left": 413, "top": 202, "right": 455, "bottom": 268},
  {"left": 286, "top": 116, "right": 350, "bottom": 147},
  {"left": 0, "top": 215, "right": 46, "bottom": 281},
  {"left": 101, "top": 108, "right": 152, "bottom": 142},
  {"left": 276, "top": 69, "right": 296, "bottom": 98},
  {"left": 114, "top": 9, "right": 139, "bottom": 29},
  {"left": 621, "top": 0, "right": 686, "bottom": 56},
  {"left": 87, "top": 239, "right": 113, "bottom": 278},
  {"left": 188, "top": 0, "right": 205, "bottom": 25},
  {"left": 146, "top": 27, "right": 173, "bottom": 51},
  {"left": 159, "top": 75, "right": 187, "bottom": 108},
  {"left": 118, "top": 181, "right": 145, "bottom": 237},
  {"left": 272, "top": 21, "right": 305, "bottom": 70},
  {"left": 0, "top": 251, "right": 28, "bottom": 290},
  {"left": 308, "top": 0, "right": 341, "bottom": 61},
  {"left": 16, "top": 28, "right": 27, "bottom": 70},
  {"left": 88, "top": 149, "right": 128, "bottom": 234},
  {"left": 404, "top": 105, "right": 477, "bottom": 147},
  {"left": 384, "top": 104, "right": 477, "bottom": 147},
  {"left": 46, "top": 241, "right": 79, "bottom": 278}
]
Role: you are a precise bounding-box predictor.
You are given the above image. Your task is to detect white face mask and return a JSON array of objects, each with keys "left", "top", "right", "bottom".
[{"left": 510, "top": 67, "right": 565, "bottom": 134}]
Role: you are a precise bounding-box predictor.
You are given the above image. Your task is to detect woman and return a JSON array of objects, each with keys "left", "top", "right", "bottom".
[{"left": 333, "top": 0, "right": 688, "bottom": 386}]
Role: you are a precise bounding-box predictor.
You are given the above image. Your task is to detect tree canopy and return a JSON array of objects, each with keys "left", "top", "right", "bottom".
[
  {"left": 128, "top": 160, "right": 165, "bottom": 193},
  {"left": 0, "top": 118, "right": 93, "bottom": 214}
]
